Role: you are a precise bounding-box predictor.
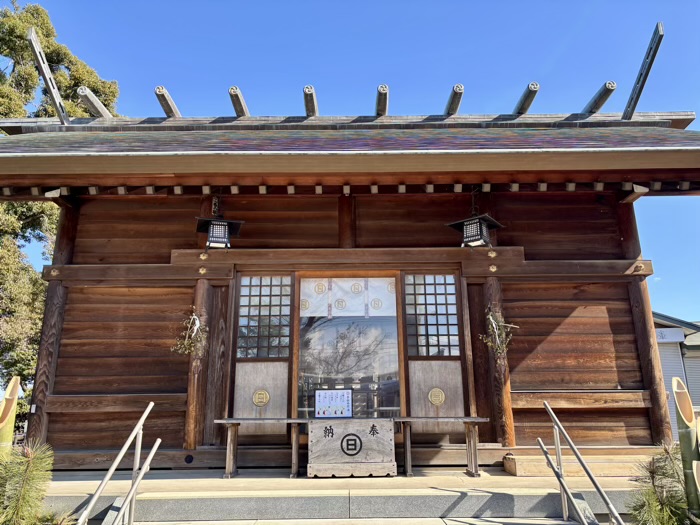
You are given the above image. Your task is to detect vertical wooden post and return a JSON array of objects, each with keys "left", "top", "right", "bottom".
[
  {"left": 203, "top": 287, "right": 230, "bottom": 446},
  {"left": 618, "top": 202, "right": 672, "bottom": 446},
  {"left": 184, "top": 279, "right": 213, "bottom": 449},
  {"left": 27, "top": 203, "right": 79, "bottom": 443},
  {"left": 338, "top": 195, "right": 356, "bottom": 249},
  {"left": 460, "top": 278, "right": 478, "bottom": 418},
  {"left": 630, "top": 277, "right": 673, "bottom": 446},
  {"left": 484, "top": 276, "right": 516, "bottom": 447}
]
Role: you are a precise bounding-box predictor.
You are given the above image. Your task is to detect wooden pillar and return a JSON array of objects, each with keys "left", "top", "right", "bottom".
[
  {"left": 203, "top": 286, "right": 230, "bottom": 446},
  {"left": 484, "top": 276, "right": 516, "bottom": 447},
  {"left": 184, "top": 279, "right": 213, "bottom": 449},
  {"left": 618, "top": 202, "right": 672, "bottom": 446},
  {"left": 338, "top": 195, "right": 356, "bottom": 248},
  {"left": 460, "top": 278, "right": 478, "bottom": 419},
  {"left": 629, "top": 278, "right": 673, "bottom": 445},
  {"left": 27, "top": 203, "right": 79, "bottom": 443}
]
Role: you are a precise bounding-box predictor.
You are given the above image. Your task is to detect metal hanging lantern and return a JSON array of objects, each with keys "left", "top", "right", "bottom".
[
  {"left": 446, "top": 187, "right": 503, "bottom": 248},
  {"left": 447, "top": 214, "right": 503, "bottom": 248},
  {"left": 196, "top": 217, "right": 244, "bottom": 249}
]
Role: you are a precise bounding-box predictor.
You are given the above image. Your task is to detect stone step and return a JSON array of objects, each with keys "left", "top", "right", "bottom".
[
  {"left": 503, "top": 455, "right": 651, "bottom": 477},
  {"left": 45, "top": 488, "right": 597, "bottom": 522}
]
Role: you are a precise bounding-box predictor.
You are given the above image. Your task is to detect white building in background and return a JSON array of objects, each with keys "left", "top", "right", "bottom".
[{"left": 654, "top": 312, "right": 700, "bottom": 441}]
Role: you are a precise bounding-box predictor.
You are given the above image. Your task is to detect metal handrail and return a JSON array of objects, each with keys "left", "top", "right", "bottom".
[
  {"left": 541, "top": 401, "right": 625, "bottom": 525},
  {"left": 111, "top": 439, "right": 162, "bottom": 525},
  {"left": 536, "top": 438, "right": 589, "bottom": 524},
  {"left": 76, "top": 402, "right": 154, "bottom": 525}
]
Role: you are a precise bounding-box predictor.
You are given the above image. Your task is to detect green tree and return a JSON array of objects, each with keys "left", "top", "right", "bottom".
[
  {"left": 0, "top": 3, "right": 120, "bottom": 431},
  {"left": 0, "top": 202, "right": 59, "bottom": 431},
  {"left": 0, "top": 1, "right": 119, "bottom": 118}
]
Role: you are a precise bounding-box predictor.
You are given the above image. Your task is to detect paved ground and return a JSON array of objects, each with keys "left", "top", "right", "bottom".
[{"left": 139, "top": 518, "right": 572, "bottom": 525}]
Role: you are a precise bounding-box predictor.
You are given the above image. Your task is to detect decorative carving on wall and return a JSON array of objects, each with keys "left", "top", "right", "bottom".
[
  {"left": 428, "top": 387, "right": 446, "bottom": 406},
  {"left": 253, "top": 389, "right": 270, "bottom": 407}
]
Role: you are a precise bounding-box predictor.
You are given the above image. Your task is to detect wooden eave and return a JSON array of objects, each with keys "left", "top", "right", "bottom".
[{"left": 0, "top": 147, "right": 700, "bottom": 177}]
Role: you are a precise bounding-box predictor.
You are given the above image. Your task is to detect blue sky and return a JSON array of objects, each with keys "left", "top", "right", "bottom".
[{"left": 12, "top": 0, "right": 700, "bottom": 320}]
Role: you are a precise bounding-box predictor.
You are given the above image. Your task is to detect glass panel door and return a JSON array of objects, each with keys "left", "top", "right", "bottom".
[{"left": 297, "top": 277, "right": 401, "bottom": 419}]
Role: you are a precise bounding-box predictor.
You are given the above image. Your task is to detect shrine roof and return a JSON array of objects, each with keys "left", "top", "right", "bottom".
[{"left": 1, "top": 126, "right": 700, "bottom": 156}]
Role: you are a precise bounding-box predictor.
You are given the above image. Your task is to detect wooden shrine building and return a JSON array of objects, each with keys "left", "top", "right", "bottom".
[{"left": 1, "top": 33, "right": 699, "bottom": 468}]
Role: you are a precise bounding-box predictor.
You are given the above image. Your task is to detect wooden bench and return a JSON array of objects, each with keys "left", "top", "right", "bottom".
[
  {"left": 214, "top": 418, "right": 310, "bottom": 478},
  {"left": 216, "top": 416, "right": 488, "bottom": 478},
  {"left": 394, "top": 417, "right": 489, "bottom": 477}
]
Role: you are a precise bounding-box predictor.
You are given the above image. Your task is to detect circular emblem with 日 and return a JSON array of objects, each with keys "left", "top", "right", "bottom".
[
  {"left": 351, "top": 282, "right": 363, "bottom": 294},
  {"left": 341, "top": 433, "right": 363, "bottom": 456},
  {"left": 428, "top": 388, "right": 446, "bottom": 406},
  {"left": 252, "top": 389, "right": 270, "bottom": 407}
]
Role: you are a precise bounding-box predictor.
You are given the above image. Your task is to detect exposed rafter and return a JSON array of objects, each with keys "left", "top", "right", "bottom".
[
  {"left": 303, "top": 85, "right": 318, "bottom": 117},
  {"left": 582, "top": 81, "right": 617, "bottom": 114},
  {"left": 513, "top": 82, "right": 540, "bottom": 115},
  {"left": 376, "top": 85, "right": 389, "bottom": 117},
  {"left": 155, "top": 86, "right": 182, "bottom": 118},
  {"left": 76, "top": 87, "right": 112, "bottom": 119},
  {"left": 229, "top": 86, "right": 249, "bottom": 117},
  {"left": 444, "top": 84, "right": 464, "bottom": 116}
]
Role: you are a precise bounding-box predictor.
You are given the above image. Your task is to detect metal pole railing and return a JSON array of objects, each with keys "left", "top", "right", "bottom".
[
  {"left": 76, "top": 402, "right": 154, "bottom": 525},
  {"left": 553, "top": 425, "right": 568, "bottom": 521},
  {"left": 111, "top": 439, "right": 162, "bottom": 525},
  {"left": 537, "top": 438, "right": 588, "bottom": 524},
  {"left": 543, "top": 401, "right": 625, "bottom": 525}
]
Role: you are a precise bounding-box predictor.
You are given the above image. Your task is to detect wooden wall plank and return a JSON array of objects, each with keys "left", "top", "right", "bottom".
[
  {"left": 511, "top": 391, "right": 651, "bottom": 409},
  {"left": 45, "top": 394, "right": 186, "bottom": 412}
]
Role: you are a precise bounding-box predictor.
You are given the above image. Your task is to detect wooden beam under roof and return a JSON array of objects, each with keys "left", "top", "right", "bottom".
[
  {"left": 303, "top": 85, "right": 318, "bottom": 117},
  {"left": 620, "top": 184, "right": 649, "bottom": 203},
  {"left": 582, "top": 81, "right": 617, "bottom": 114},
  {"left": 376, "top": 84, "right": 389, "bottom": 117},
  {"left": 229, "top": 86, "right": 249, "bottom": 117},
  {"left": 444, "top": 84, "right": 464, "bottom": 116},
  {"left": 76, "top": 86, "right": 112, "bottom": 118},
  {"left": 27, "top": 28, "right": 69, "bottom": 125},
  {"left": 155, "top": 86, "right": 182, "bottom": 118},
  {"left": 623, "top": 23, "right": 664, "bottom": 121},
  {"left": 513, "top": 82, "right": 540, "bottom": 115}
]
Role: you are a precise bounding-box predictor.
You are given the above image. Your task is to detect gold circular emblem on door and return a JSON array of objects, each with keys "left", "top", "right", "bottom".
[
  {"left": 253, "top": 389, "right": 270, "bottom": 407},
  {"left": 428, "top": 388, "right": 446, "bottom": 406}
]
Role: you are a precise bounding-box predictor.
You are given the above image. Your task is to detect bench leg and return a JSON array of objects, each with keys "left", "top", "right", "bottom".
[
  {"left": 403, "top": 422, "right": 413, "bottom": 477},
  {"left": 224, "top": 424, "right": 239, "bottom": 478},
  {"left": 291, "top": 423, "right": 300, "bottom": 478},
  {"left": 464, "top": 423, "right": 480, "bottom": 477}
]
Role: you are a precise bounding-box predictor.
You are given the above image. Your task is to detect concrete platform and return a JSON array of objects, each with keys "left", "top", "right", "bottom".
[{"left": 43, "top": 467, "right": 637, "bottom": 522}]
